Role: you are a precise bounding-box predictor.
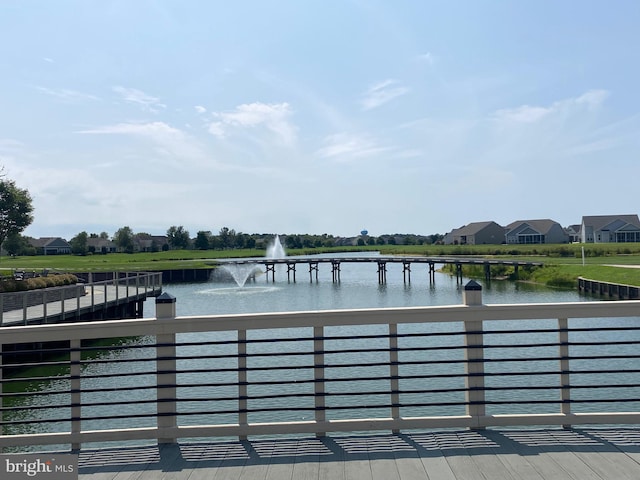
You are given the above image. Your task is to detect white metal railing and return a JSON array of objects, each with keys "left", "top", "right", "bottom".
[{"left": 1, "top": 287, "right": 640, "bottom": 450}]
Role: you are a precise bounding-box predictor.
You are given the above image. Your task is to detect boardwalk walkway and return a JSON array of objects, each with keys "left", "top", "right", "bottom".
[
  {"left": 1, "top": 284, "right": 159, "bottom": 326},
  {"left": 78, "top": 428, "right": 640, "bottom": 480}
]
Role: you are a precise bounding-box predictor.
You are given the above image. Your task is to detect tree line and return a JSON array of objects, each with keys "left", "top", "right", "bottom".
[{"left": 0, "top": 170, "right": 444, "bottom": 256}]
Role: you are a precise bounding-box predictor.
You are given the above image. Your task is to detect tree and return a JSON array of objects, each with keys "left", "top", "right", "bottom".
[
  {"left": 167, "top": 225, "right": 190, "bottom": 249},
  {"left": 218, "top": 227, "right": 232, "bottom": 249},
  {"left": 195, "top": 230, "right": 212, "bottom": 250},
  {"left": 0, "top": 177, "right": 34, "bottom": 251},
  {"left": 113, "top": 226, "right": 134, "bottom": 253},
  {"left": 70, "top": 231, "right": 89, "bottom": 255},
  {"left": 3, "top": 232, "right": 33, "bottom": 256}
]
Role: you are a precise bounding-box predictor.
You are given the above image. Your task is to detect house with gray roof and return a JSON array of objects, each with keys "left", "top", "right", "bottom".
[
  {"left": 444, "top": 221, "right": 505, "bottom": 245},
  {"left": 29, "top": 237, "right": 72, "bottom": 255},
  {"left": 581, "top": 214, "right": 640, "bottom": 243},
  {"left": 134, "top": 234, "right": 169, "bottom": 252},
  {"left": 87, "top": 237, "right": 117, "bottom": 254},
  {"left": 565, "top": 224, "right": 581, "bottom": 243},
  {"left": 505, "top": 219, "right": 569, "bottom": 244}
]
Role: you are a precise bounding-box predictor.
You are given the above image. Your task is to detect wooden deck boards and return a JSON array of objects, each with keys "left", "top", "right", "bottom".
[{"left": 76, "top": 428, "right": 640, "bottom": 480}]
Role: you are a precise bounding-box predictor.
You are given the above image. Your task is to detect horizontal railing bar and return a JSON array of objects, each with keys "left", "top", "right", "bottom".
[
  {"left": 1, "top": 360, "right": 72, "bottom": 370},
  {"left": 4, "top": 377, "right": 638, "bottom": 401},
  {"left": 18, "top": 348, "right": 640, "bottom": 371},
  {"left": 4, "top": 300, "right": 640, "bottom": 343},
  {"left": 4, "top": 364, "right": 639, "bottom": 389},
  {"left": 6, "top": 396, "right": 640, "bottom": 427},
  {"left": 1, "top": 375, "right": 73, "bottom": 384},
  {"left": 3, "top": 412, "right": 640, "bottom": 448}
]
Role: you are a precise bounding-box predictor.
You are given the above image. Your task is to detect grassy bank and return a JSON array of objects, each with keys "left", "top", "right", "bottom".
[{"left": 2, "top": 243, "right": 640, "bottom": 288}]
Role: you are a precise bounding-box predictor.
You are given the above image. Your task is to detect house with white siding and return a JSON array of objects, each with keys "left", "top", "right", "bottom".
[
  {"left": 581, "top": 214, "right": 640, "bottom": 243},
  {"left": 505, "top": 219, "right": 569, "bottom": 244}
]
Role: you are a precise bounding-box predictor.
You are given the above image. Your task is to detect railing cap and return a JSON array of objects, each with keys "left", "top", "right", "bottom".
[
  {"left": 156, "top": 292, "right": 176, "bottom": 304},
  {"left": 464, "top": 280, "right": 482, "bottom": 291}
]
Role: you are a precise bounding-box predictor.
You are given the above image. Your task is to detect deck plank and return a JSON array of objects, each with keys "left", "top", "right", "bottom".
[
  {"left": 501, "top": 430, "right": 600, "bottom": 480},
  {"left": 481, "top": 430, "right": 545, "bottom": 480},
  {"left": 404, "top": 433, "right": 457, "bottom": 480}
]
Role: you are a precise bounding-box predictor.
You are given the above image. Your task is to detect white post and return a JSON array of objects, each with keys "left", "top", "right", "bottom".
[
  {"left": 314, "top": 326, "right": 325, "bottom": 437},
  {"left": 463, "top": 280, "right": 485, "bottom": 428},
  {"left": 70, "top": 339, "right": 81, "bottom": 450},
  {"left": 155, "top": 293, "right": 177, "bottom": 444},
  {"left": 389, "top": 323, "right": 400, "bottom": 433},
  {"left": 238, "top": 329, "right": 248, "bottom": 440},
  {"left": 559, "top": 317, "right": 571, "bottom": 428}
]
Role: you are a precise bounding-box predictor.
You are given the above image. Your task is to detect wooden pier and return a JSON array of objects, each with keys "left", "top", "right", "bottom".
[
  {"left": 218, "top": 256, "right": 543, "bottom": 284},
  {"left": 0, "top": 272, "right": 163, "bottom": 326}
]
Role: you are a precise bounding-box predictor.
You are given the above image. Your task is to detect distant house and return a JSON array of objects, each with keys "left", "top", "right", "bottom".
[
  {"left": 565, "top": 224, "right": 581, "bottom": 243},
  {"left": 29, "top": 237, "right": 72, "bottom": 255},
  {"left": 581, "top": 214, "right": 640, "bottom": 243},
  {"left": 505, "top": 219, "right": 569, "bottom": 244},
  {"left": 86, "top": 237, "right": 117, "bottom": 254},
  {"left": 134, "top": 234, "right": 169, "bottom": 252},
  {"left": 444, "top": 221, "right": 505, "bottom": 245}
]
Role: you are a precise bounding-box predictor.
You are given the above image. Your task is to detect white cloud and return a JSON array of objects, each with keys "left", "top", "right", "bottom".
[
  {"left": 112, "top": 86, "right": 166, "bottom": 112},
  {"left": 492, "top": 105, "right": 551, "bottom": 123},
  {"left": 361, "top": 79, "right": 409, "bottom": 110},
  {"left": 209, "top": 102, "right": 296, "bottom": 146},
  {"left": 316, "top": 133, "right": 388, "bottom": 160},
  {"left": 194, "top": 105, "right": 207, "bottom": 114},
  {"left": 77, "top": 121, "right": 208, "bottom": 164},
  {"left": 417, "top": 52, "right": 436, "bottom": 65},
  {"left": 491, "top": 89, "right": 610, "bottom": 124},
  {"left": 576, "top": 89, "right": 610, "bottom": 109},
  {"left": 35, "top": 86, "right": 100, "bottom": 101}
]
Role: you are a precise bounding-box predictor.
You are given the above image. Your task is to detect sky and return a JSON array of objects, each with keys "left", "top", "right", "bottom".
[{"left": 1, "top": 1, "right": 639, "bottom": 240}]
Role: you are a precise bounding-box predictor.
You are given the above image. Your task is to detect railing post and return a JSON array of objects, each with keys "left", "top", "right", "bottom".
[
  {"left": 463, "top": 280, "right": 485, "bottom": 428},
  {"left": 0, "top": 340, "right": 3, "bottom": 450},
  {"left": 22, "top": 292, "right": 27, "bottom": 325},
  {"left": 70, "top": 339, "right": 81, "bottom": 450},
  {"left": 314, "top": 326, "right": 325, "bottom": 437},
  {"left": 156, "top": 293, "right": 177, "bottom": 444},
  {"left": 60, "top": 288, "right": 65, "bottom": 322},
  {"left": 389, "top": 323, "right": 400, "bottom": 433},
  {"left": 559, "top": 317, "right": 571, "bottom": 428},
  {"left": 238, "top": 329, "right": 248, "bottom": 440}
]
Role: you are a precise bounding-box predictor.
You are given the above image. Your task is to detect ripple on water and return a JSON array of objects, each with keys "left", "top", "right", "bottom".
[{"left": 196, "top": 286, "right": 282, "bottom": 296}]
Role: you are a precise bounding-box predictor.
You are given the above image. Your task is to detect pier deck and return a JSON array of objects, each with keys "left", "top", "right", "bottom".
[
  {"left": 0, "top": 272, "right": 162, "bottom": 326},
  {"left": 78, "top": 429, "right": 640, "bottom": 480},
  {"left": 217, "top": 255, "right": 543, "bottom": 283}
]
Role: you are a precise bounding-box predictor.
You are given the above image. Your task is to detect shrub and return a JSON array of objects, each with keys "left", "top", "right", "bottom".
[{"left": 0, "top": 274, "right": 79, "bottom": 293}]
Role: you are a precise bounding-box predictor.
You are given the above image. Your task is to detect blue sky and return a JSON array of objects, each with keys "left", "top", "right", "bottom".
[{"left": 1, "top": 1, "right": 639, "bottom": 240}]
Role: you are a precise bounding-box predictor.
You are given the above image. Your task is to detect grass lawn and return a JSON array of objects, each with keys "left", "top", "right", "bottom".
[{"left": 3, "top": 243, "right": 640, "bottom": 287}]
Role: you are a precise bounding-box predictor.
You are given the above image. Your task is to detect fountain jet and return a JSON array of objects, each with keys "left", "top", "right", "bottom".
[
  {"left": 220, "top": 234, "right": 286, "bottom": 287},
  {"left": 267, "top": 235, "right": 286, "bottom": 259}
]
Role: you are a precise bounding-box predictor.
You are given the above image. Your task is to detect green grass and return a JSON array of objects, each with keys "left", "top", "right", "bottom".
[{"left": 3, "top": 243, "right": 640, "bottom": 287}]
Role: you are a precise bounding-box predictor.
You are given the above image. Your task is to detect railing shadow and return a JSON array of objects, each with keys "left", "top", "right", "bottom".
[{"left": 77, "top": 428, "right": 640, "bottom": 475}]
